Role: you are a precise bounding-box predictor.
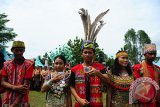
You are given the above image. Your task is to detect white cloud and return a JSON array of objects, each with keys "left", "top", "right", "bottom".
[{"left": 0, "top": 0, "right": 160, "bottom": 58}]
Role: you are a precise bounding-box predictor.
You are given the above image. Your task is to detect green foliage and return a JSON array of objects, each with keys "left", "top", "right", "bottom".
[
  {"left": 67, "top": 37, "right": 83, "bottom": 66},
  {"left": 97, "top": 50, "right": 105, "bottom": 63},
  {"left": 123, "top": 28, "right": 151, "bottom": 65},
  {"left": 0, "top": 13, "right": 17, "bottom": 49},
  {"left": 96, "top": 50, "right": 114, "bottom": 68},
  {"left": 29, "top": 91, "right": 46, "bottom": 107},
  {"left": 106, "top": 56, "right": 114, "bottom": 68},
  {"left": 48, "top": 36, "right": 110, "bottom": 67},
  {"left": 67, "top": 36, "right": 108, "bottom": 66},
  {"left": 40, "top": 36, "right": 113, "bottom": 67}
]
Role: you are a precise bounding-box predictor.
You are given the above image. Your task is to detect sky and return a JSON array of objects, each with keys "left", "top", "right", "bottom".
[{"left": 0, "top": 0, "right": 160, "bottom": 59}]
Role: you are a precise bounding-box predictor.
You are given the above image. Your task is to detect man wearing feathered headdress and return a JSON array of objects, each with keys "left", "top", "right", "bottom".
[{"left": 69, "top": 8, "right": 109, "bottom": 107}]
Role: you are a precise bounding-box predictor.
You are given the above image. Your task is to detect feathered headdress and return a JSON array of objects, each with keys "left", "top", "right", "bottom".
[{"left": 79, "top": 8, "right": 109, "bottom": 50}]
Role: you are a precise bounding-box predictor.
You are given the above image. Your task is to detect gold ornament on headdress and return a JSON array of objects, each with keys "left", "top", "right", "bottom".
[
  {"left": 78, "top": 8, "right": 109, "bottom": 42},
  {"left": 116, "top": 51, "right": 128, "bottom": 58}
]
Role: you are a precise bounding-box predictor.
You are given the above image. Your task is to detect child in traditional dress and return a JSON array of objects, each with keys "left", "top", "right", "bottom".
[{"left": 41, "top": 55, "right": 72, "bottom": 107}]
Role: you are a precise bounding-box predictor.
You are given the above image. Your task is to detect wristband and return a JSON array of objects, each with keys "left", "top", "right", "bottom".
[{"left": 46, "top": 79, "right": 53, "bottom": 86}]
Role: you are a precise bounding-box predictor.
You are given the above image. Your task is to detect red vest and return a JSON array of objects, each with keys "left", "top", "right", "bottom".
[
  {"left": 71, "top": 63, "right": 105, "bottom": 107},
  {"left": 133, "top": 61, "right": 160, "bottom": 107}
]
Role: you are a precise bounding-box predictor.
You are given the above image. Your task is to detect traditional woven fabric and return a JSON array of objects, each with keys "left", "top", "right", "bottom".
[
  {"left": 107, "top": 70, "right": 134, "bottom": 90},
  {"left": 81, "top": 40, "right": 95, "bottom": 50},
  {"left": 45, "top": 72, "right": 70, "bottom": 107},
  {"left": 106, "top": 71, "right": 134, "bottom": 107},
  {"left": 133, "top": 60, "right": 160, "bottom": 107},
  {"left": 71, "top": 63, "right": 105, "bottom": 107},
  {"left": 1, "top": 59, "right": 33, "bottom": 107}
]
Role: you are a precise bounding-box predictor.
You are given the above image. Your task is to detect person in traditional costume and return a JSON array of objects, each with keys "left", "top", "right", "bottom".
[
  {"left": 133, "top": 43, "right": 160, "bottom": 107},
  {"left": 1, "top": 41, "right": 34, "bottom": 107},
  {"left": 69, "top": 8, "right": 109, "bottom": 107},
  {"left": 41, "top": 66, "right": 50, "bottom": 78},
  {"left": 41, "top": 55, "right": 72, "bottom": 107},
  {"left": 0, "top": 52, "right": 5, "bottom": 107},
  {"left": 32, "top": 66, "right": 43, "bottom": 91},
  {"left": 41, "top": 58, "right": 50, "bottom": 84},
  {"left": 41, "top": 66, "right": 50, "bottom": 88},
  {"left": 106, "top": 51, "right": 134, "bottom": 107}
]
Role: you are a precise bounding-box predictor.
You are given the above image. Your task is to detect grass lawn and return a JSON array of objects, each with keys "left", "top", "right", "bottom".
[
  {"left": 29, "top": 91, "right": 46, "bottom": 107},
  {"left": 29, "top": 91, "right": 106, "bottom": 107}
]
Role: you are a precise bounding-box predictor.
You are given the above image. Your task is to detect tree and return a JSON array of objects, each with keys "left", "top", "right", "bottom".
[
  {"left": 98, "top": 50, "right": 105, "bottom": 63},
  {"left": 98, "top": 51, "right": 114, "bottom": 69},
  {"left": 0, "top": 13, "right": 17, "bottom": 49},
  {"left": 137, "top": 30, "right": 151, "bottom": 60},
  {"left": 48, "top": 36, "right": 112, "bottom": 67},
  {"left": 106, "top": 56, "right": 114, "bottom": 69},
  {"left": 48, "top": 37, "right": 106, "bottom": 66},
  {"left": 123, "top": 28, "right": 151, "bottom": 65},
  {"left": 67, "top": 36, "right": 109, "bottom": 66},
  {"left": 67, "top": 36, "right": 83, "bottom": 66}
]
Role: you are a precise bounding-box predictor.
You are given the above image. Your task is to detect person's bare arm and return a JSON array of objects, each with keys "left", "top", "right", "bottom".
[
  {"left": 41, "top": 74, "right": 63, "bottom": 92},
  {"left": 86, "top": 68, "right": 110, "bottom": 84},
  {"left": 66, "top": 89, "right": 72, "bottom": 107},
  {"left": 99, "top": 73, "right": 110, "bottom": 84},
  {"left": 1, "top": 77, "right": 15, "bottom": 90},
  {"left": 41, "top": 79, "right": 52, "bottom": 92},
  {"left": 70, "top": 86, "right": 89, "bottom": 106},
  {"left": 1, "top": 77, "right": 28, "bottom": 94},
  {"left": 70, "top": 86, "right": 80, "bottom": 101},
  {"left": 1, "top": 77, "right": 28, "bottom": 107},
  {"left": 10, "top": 79, "right": 29, "bottom": 107}
]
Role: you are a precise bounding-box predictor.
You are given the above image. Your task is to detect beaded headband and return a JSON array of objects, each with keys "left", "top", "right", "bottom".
[{"left": 116, "top": 51, "right": 128, "bottom": 58}]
